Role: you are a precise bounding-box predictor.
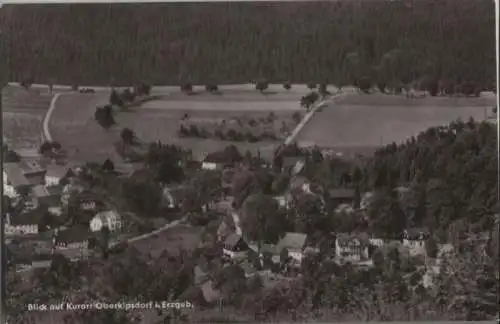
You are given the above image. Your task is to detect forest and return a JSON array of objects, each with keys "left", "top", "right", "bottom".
[{"left": 0, "top": 0, "right": 496, "bottom": 87}]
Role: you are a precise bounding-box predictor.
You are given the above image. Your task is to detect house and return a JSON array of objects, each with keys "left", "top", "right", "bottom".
[
  {"left": 222, "top": 233, "right": 249, "bottom": 259},
  {"left": 31, "top": 184, "right": 60, "bottom": 207},
  {"left": 45, "top": 165, "right": 73, "bottom": 187},
  {"left": 53, "top": 226, "right": 90, "bottom": 249},
  {"left": 4, "top": 211, "right": 41, "bottom": 236},
  {"left": 275, "top": 232, "right": 309, "bottom": 266},
  {"left": 402, "top": 228, "right": 429, "bottom": 256},
  {"left": 89, "top": 210, "right": 122, "bottom": 232},
  {"left": 201, "top": 150, "right": 236, "bottom": 170},
  {"left": 3, "top": 163, "right": 32, "bottom": 197},
  {"left": 335, "top": 233, "right": 370, "bottom": 262},
  {"left": 17, "top": 159, "right": 46, "bottom": 184},
  {"left": 328, "top": 188, "right": 356, "bottom": 206}
]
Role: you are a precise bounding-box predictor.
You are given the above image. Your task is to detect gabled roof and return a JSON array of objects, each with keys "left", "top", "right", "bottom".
[
  {"left": 4, "top": 163, "right": 31, "bottom": 187},
  {"left": 18, "top": 160, "right": 45, "bottom": 175},
  {"left": 277, "top": 232, "right": 307, "bottom": 251},
  {"left": 404, "top": 227, "right": 429, "bottom": 240},
  {"left": 45, "top": 165, "right": 71, "bottom": 179},
  {"left": 32, "top": 185, "right": 51, "bottom": 198},
  {"left": 336, "top": 233, "right": 370, "bottom": 247},
  {"left": 56, "top": 225, "right": 90, "bottom": 244},
  {"left": 93, "top": 210, "right": 121, "bottom": 223},
  {"left": 8, "top": 208, "right": 45, "bottom": 226},
  {"left": 328, "top": 188, "right": 355, "bottom": 199},
  {"left": 224, "top": 233, "right": 242, "bottom": 248},
  {"left": 203, "top": 151, "right": 230, "bottom": 164}
]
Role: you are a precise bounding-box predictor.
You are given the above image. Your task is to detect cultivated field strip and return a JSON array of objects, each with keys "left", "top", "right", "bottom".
[{"left": 141, "top": 99, "right": 302, "bottom": 111}]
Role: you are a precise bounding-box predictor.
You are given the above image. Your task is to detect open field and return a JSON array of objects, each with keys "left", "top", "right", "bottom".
[
  {"left": 296, "top": 93, "right": 498, "bottom": 157},
  {"left": 49, "top": 89, "right": 306, "bottom": 163},
  {"left": 3, "top": 112, "right": 45, "bottom": 150},
  {"left": 116, "top": 108, "right": 296, "bottom": 158}
]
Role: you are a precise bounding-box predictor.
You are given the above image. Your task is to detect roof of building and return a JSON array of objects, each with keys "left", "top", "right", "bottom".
[
  {"left": 329, "top": 188, "right": 355, "bottom": 199},
  {"left": 56, "top": 225, "right": 91, "bottom": 244},
  {"left": 277, "top": 232, "right": 308, "bottom": 251},
  {"left": 203, "top": 151, "right": 230, "bottom": 164},
  {"left": 18, "top": 160, "right": 45, "bottom": 175},
  {"left": 336, "top": 233, "right": 370, "bottom": 247},
  {"left": 14, "top": 148, "right": 41, "bottom": 159},
  {"left": 224, "top": 233, "right": 242, "bottom": 248},
  {"left": 32, "top": 185, "right": 50, "bottom": 198},
  {"left": 404, "top": 227, "right": 429, "bottom": 240},
  {"left": 8, "top": 208, "right": 45, "bottom": 226},
  {"left": 45, "top": 165, "right": 71, "bottom": 179},
  {"left": 93, "top": 210, "right": 121, "bottom": 223},
  {"left": 4, "top": 163, "right": 31, "bottom": 187}
]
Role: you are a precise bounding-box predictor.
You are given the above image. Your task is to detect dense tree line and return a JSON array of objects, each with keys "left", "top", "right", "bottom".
[{"left": 1, "top": 0, "right": 495, "bottom": 87}]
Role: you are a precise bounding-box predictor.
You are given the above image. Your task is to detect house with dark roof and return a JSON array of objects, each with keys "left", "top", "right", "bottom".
[
  {"left": 53, "top": 226, "right": 90, "bottom": 250},
  {"left": 222, "top": 233, "right": 249, "bottom": 259},
  {"left": 5, "top": 209, "right": 44, "bottom": 235},
  {"left": 3, "top": 163, "right": 32, "bottom": 196},
  {"left": 31, "top": 184, "right": 60, "bottom": 207},
  {"left": 201, "top": 150, "right": 239, "bottom": 171},
  {"left": 45, "top": 165, "right": 73, "bottom": 187},
  {"left": 18, "top": 159, "right": 46, "bottom": 183},
  {"left": 275, "top": 232, "right": 309, "bottom": 266},
  {"left": 328, "top": 188, "right": 356, "bottom": 206}
]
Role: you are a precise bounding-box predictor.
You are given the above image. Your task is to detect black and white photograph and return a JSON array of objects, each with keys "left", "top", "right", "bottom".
[{"left": 1, "top": 1, "right": 498, "bottom": 323}]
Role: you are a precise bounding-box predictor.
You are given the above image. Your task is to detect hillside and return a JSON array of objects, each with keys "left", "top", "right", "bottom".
[{"left": 0, "top": 0, "right": 495, "bottom": 86}]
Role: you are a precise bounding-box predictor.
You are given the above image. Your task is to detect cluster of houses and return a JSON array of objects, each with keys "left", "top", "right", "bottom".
[{"left": 3, "top": 154, "right": 123, "bottom": 261}]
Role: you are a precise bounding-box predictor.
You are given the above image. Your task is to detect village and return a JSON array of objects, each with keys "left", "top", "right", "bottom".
[{"left": 3, "top": 137, "right": 482, "bottom": 296}]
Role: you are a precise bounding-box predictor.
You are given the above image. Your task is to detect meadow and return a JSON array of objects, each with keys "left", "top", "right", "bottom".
[
  {"left": 296, "top": 93, "right": 497, "bottom": 157},
  {"left": 3, "top": 112, "right": 45, "bottom": 150},
  {"left": 49, "top": 87, "right": 307, "bottom": 163}
]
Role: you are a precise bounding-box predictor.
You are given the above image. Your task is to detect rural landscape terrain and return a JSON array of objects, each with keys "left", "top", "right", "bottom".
[{"left": 1, "top": 1, "right": 498, "bottom": 324}]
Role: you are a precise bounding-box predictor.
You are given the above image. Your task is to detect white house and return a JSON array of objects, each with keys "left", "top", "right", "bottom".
[
  {"left": 90, "top": 210, "right": 122, "bottom": 232},
  {"left": 335, "top": 233, "right": 370, "bottom": 262},
  {"left": 402, "top": 228, "right": 429, "bottom": 257},
  {"left": 45, "top": 165, "right": 72, "bottom": 187}
]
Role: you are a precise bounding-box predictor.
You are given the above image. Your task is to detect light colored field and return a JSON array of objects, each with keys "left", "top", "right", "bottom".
[
  {"left": 3, "top": 112, "right": 45, "bottom": 150},
  {"left": 296, "top": 93, "right": 497, "bottom": 155}
]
